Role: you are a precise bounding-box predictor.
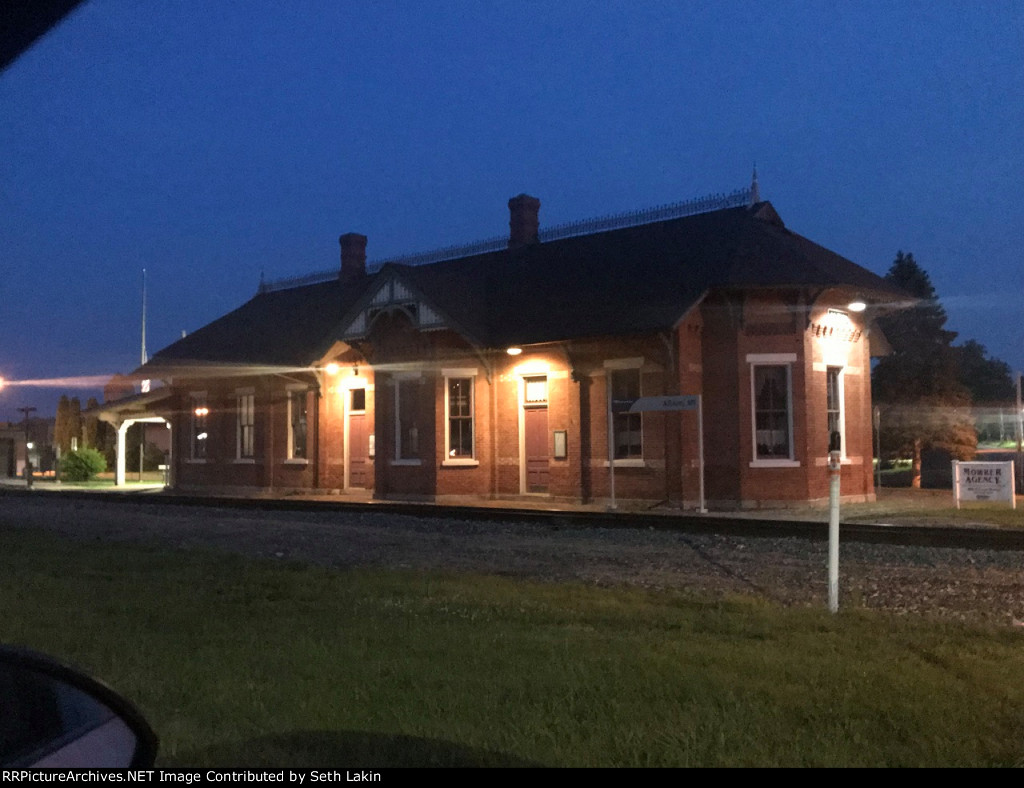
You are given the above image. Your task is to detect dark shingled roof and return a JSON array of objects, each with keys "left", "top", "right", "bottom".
[
  {"left": 142, "top": 201, "right": 905, "bottom": 370},
  {"left": 144, "top": 277, "right": 372, "bottom": 371}
]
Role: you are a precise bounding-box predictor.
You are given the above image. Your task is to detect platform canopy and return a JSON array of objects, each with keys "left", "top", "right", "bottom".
[{"left": 86, "top": 388, "right": 174, "bottom": 486}]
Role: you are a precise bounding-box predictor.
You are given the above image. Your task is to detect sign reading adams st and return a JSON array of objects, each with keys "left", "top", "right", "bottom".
[{"left": 612, "top": 395, "right": 700, "bottom": 413}]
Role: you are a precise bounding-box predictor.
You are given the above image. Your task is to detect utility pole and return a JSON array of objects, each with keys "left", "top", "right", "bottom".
[{"left": 17, "top": 405, "right": 36, "bottom": 489}]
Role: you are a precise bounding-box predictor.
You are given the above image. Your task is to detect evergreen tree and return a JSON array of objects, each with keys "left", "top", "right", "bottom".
[
  {"left": 54, "top": 395, "right": 71, "bottom": 453},
  {"left": 872, "top": 251, "right": 976, "bottom": 487},
  {"left": 68, "top": 397, "right": 83, "bottom": 450},
  {"left": 83, "top": 397, "right": 101, "bottom": 449}
]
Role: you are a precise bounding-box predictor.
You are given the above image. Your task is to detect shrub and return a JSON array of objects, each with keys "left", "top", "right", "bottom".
[{"left": 59, "top": 448, "right": 107, "bottom": 482}]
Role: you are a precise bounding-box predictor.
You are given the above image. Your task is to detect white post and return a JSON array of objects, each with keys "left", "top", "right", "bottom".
[
  {"left": 1016, "top": 372, "right": 1022, "bottom": 496},
  {"left": 607, "top": 372, "right": 616, "bottom": 511},
  {"left": 952, "top": 461, "right": 961, "bottom": 510},
  {"left": 697, "top": 396, "right": 707, "bottom": 513},
  {"left": 828, "top": 448, "right": 841, "bottom": 614},
  {"left": 116, "top": 421, "right": 130, "bottom": 486}
]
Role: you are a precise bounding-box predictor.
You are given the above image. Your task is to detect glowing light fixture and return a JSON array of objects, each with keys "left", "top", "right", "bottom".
[
  {"left": 506, "top": 347, "right": 522, "bottom": 356},
  {"left": 847, "top": 297, "right": 867, "bottom": 313},
  {"left": 325, "top": 362, "right": 340, "bottom": 376}
]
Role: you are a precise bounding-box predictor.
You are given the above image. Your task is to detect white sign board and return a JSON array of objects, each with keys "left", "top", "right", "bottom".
[
  {"left": 626, "top": 395, "right": 700, "bottom": 413},
  {"left": 952, "top": 461, "right": 1015, "bottom": 509}
]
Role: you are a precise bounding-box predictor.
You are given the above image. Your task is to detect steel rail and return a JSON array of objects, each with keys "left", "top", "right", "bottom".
[{"left": 3, "top": 487, "right": 1022, "bottom": 552}]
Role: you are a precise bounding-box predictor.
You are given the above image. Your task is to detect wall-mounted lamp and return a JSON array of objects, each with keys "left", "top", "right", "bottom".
[
  {"left": 847, "top": 297, "right": 867, "bottom": 313},
  {"left": 325, "top": 363, "right": 340, "bottom": 376},
  {"left": 506, "top": 347, "right": 522, "bottom": 356},
  {"left": 353, "top": 365, "right": 359, "bottom": 377}
]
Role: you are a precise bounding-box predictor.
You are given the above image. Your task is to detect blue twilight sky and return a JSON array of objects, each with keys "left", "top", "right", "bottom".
[{"left": 1, "top": 0, "right": 1022, "bottom": 421}]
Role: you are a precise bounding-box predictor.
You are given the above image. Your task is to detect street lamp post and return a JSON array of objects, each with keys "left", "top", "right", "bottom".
[{"left": 17, "top": 406, "right": 37, "bottom": 489}]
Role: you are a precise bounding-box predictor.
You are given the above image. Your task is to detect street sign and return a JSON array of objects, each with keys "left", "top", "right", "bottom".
[{"left": 624, "top": 395, "right": 700, "bottom": 413}]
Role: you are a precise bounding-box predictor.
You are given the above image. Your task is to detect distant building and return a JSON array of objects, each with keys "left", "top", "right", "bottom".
[
  {"left": 0, "top": 418, "right": 54, "bottom": 477},
  {"left": 101, "top": 183, "right": 905, "bottom": 508}
]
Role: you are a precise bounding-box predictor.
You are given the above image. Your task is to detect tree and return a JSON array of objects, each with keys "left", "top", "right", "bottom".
[
  {"left": 54, "top": 395, "right": 71, "bottom": 453},
  {"left": 83, "top": 397, "right": 101, "bottom": 449},
  {"left": 955, "top": 339, "right": 1015, "bottom": 404},
  {"left": 68, "top": 397, "right": 82, "bottom": 450},
  {"left": 872, "top": 251, "right": 976, "bottom": 487}
]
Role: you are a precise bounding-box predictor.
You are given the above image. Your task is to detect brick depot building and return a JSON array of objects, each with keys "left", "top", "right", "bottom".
[{"left": 126, "top": 188, "right": 904, "bottom": 509}]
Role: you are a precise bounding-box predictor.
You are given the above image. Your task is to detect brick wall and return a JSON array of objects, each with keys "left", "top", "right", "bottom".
[{"left": 169, "top": 289, "right": 879, "bottom": 508}]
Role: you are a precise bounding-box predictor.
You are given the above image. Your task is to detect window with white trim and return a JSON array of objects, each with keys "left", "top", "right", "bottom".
[
  {"left": 752, "top": 364, "right": 793, "bottom": 460},
  {"left": 446, "top": 377, "right": 474, "bottom": 459},
  {"left": 396, "top": 378, "right": 420, "bottom": 460},
  {"left": 288, "top": 390, "right": 308, "bottom": 460},
  {"left": 610, "top": 368, "right": 642, "bottom": 459},
  {"left": 236, "top": 392, "right": 255, "bottom": 459},
  {"left": 190, "top": 394, "right": 208, "bottom": 460},
  {"left": 826, "top": 366, "right": 845, "bottom": 455}
]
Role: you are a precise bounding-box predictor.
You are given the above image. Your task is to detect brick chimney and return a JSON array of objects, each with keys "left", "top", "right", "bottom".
[
  {"left": 339, "top": 233, "right": 367, "bottom": 281},
  {"left": 507, "top": 194, "right": 540, "bottom": 248}
]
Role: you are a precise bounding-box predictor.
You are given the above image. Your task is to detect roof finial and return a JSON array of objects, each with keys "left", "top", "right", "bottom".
[
  {"left": 258, "top": 268, "right": 266, "bottom": 294},
  {"left": 749, "top": 163, "right": 761, "bottom": 205}
]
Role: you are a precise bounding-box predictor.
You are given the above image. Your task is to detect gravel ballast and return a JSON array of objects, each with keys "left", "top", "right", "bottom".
[{"left": 3, "top": 494, "right": 1023, "bottom": 628}]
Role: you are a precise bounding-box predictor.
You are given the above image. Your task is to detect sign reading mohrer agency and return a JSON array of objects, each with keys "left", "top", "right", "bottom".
[{"left": 952, "top": 461, "right": 1016, "bottom": 509}]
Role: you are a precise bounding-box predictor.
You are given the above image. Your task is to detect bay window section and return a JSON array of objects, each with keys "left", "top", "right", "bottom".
[
  {"left": 826, "top": 366, "right": 845, "bottom": 456},
  {"left": 752, "top": 364, "right": 793, "bottom": 461}
]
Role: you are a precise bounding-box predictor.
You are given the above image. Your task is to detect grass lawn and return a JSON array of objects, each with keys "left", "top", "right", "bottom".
[
  {"left": 839, "top": 487, "right": 1024, "bottom": 528},
  {"left": 1, "top": 526, "right": 1022, "bottom": 767}
]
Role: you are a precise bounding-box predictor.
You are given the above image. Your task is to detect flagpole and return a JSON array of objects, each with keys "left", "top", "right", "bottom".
[
  {"left": 141, "top": 267, "right": 147, "bottom": 366},
  {"left": 139, "top": 269, "right": 147, "bottom": 481}
]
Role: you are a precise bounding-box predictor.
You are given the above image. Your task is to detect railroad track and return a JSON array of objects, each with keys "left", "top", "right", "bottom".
[{"left": 3, "top": 486, "right": 1022, "bottom": 552}]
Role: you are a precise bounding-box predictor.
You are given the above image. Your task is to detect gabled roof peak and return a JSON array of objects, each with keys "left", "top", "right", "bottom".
[{"left": 749, "top": 200, "right": 784, "bottom": 228}]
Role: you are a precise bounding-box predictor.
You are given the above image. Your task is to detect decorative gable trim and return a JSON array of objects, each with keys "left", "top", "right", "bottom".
[{"left": 340, "top": 271, "right": 449, "bottom": 340}]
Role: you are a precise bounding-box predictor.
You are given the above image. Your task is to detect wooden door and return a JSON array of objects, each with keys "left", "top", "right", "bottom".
[
  {"left": 524, "top": 405, "right": 549, "bottom": 493},
  {"left": 348, "top": 389, "right": 368, "bottom": 489}
]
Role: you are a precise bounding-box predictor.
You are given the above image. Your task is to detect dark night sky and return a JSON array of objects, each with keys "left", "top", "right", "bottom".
[{"left": 2, "top": 0, "right": 1022, "bottom": 420}]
